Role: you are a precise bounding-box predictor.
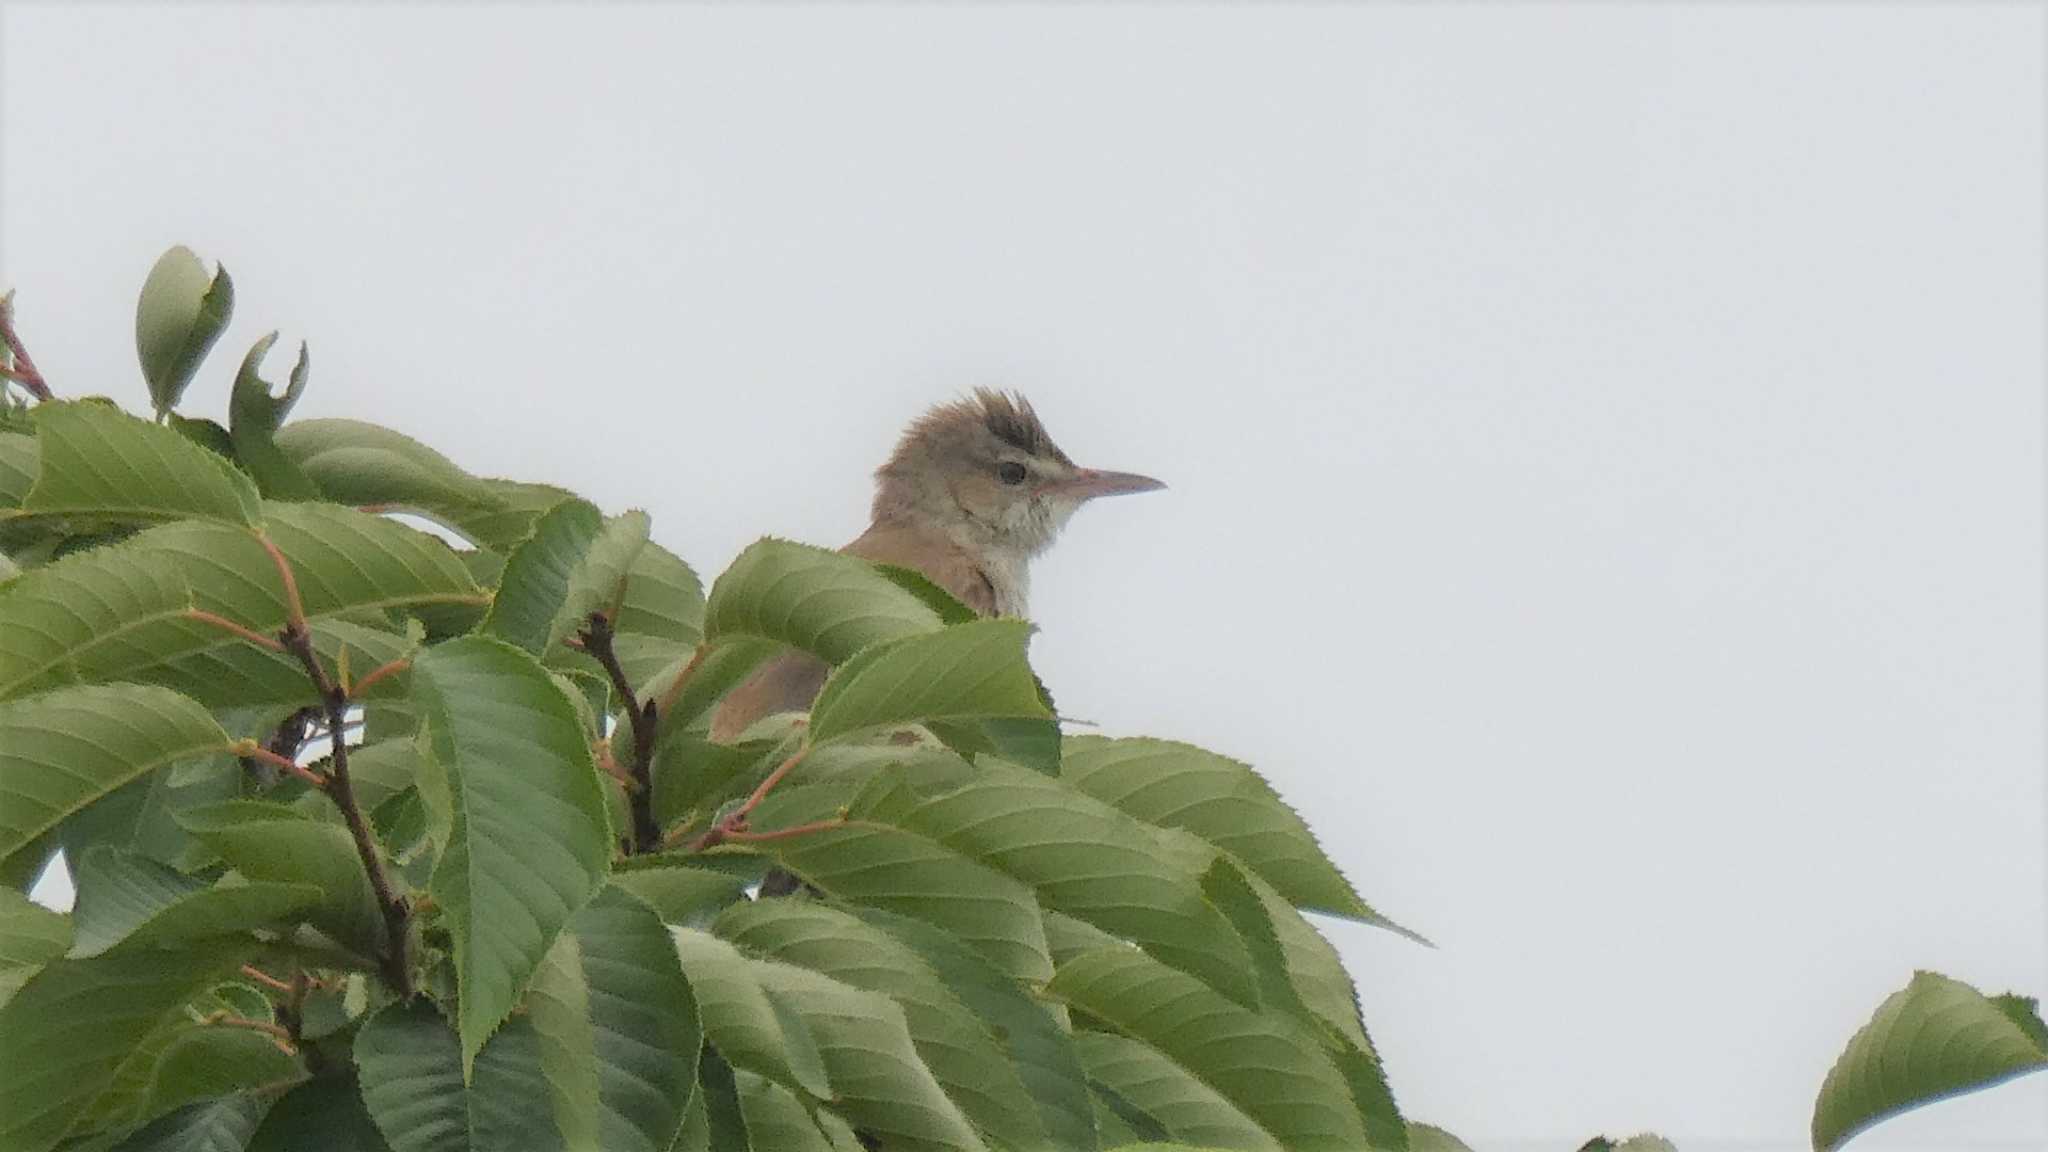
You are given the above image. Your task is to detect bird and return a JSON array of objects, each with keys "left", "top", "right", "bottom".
[{"left": 709, "top": 389, "right": 1164, "bottom": 743}]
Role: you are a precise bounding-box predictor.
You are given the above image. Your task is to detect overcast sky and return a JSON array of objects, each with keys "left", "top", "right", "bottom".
[{"left": 4, "top": 4, "right": 2043, "bottom": 1149}]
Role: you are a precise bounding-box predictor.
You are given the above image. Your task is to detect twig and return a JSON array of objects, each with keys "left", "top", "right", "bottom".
[
  {"left": 654, "top": 642, "right": 711, "bottom": 717},
  {"left": 237, "top": 706, "right": 318, "bottom": 787},
  {"left": 349, "top": 656, "right": 411, "bottom": 699},
  {"left": 232, "top": 740, "right": 327, "bottom": 790},
  {"left": 260, "top": 531, "right": 414, "bottom": 998},
  {"left": 185, "top": 608, "right": 288, "bottom": 652},
  {"left": 720, "top": 817, "right": 846, "bottom": 845},
  {"left": 239, "top": 964, "right": 296, "bottom": 994},
  {"left": 577, "top": 611, "right": 661, "bottom": 854},
  {"left": 593, "top": 743, "right": 638, "bottom": 791},
  {"left": 687, "top": 747, "right": 809, "bottom": 852},
  {"left": 274, "top": 969, "right": 311, "bottom": 1048},
  {"left": 0, "top": 293, "right": 52, "bottom": 401},
  {"left": 199, "top": 1011, "right": 297, "bottom": 1054}
]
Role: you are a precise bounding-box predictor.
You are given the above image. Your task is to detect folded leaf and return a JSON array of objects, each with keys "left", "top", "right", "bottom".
[
  {"left": 135, "top": 247, "right": 233, "bottom": 418},
  {"left": 228, "top": 333, "right": 319, "bottom": 501}
]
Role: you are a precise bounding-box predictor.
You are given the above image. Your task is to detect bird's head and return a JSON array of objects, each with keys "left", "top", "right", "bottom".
[{"left": 872, "top": 389, "right": 1164, "bottom": 560}]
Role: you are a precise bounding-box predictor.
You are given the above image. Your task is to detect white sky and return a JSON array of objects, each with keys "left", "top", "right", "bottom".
[{"left": 4, "top": 4, "right": 2043, "bottom": 1149}]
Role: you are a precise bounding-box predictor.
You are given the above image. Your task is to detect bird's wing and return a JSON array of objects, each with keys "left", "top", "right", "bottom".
[
  {"left": 843, "top": 522, "right": 998, "bottom": 617},
  {"left": 707, "top": 647, "right": 829, "bottom": 743}
]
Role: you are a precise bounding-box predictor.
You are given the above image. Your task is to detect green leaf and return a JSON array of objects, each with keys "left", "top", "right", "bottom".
[
  {"left": 354, "top": 1001, "right": 566, "bottom": 1152},
  {"left": 0, "top": 430, "right": 37, "bottom": 509},
  {"left": 716, "top": 899, "right": 1047, "bottom": 1149},
  {"left": 749, "top": 956, "right": 991, "bottom": 1152},
  {"left": 136, "top": 246, "right": 233, "bottom": 417},
  {"left": 478, "top": 499, "right": 602, "bottom": 654},
  {"left": 693, "top": 1045, "right": 750, "bottom": 1151},
  {"left": 553, "top": 511, "right": 649, "bottom": 649},
  {"left": 525, "top": 886, "right": 702, "bottom": 1152},
  {"left": 0, "top": 943, "right": 243, "bottom": 1152},
  {"left": 668, "top": 927, "right": 833, "bottom": 1100},
  {"left": 703, "top": 538, "right": 943, "bottom": 664},
  {"left": 1812, "top": 970, "right": 2048, "bottom": 1151},
  {"left": 853, "top": 906, "right": 1100, "bottom": 1152},
  {"left": 1406, "top": 1124, "right": 1478, "bottom": 1152},
  {"left": 0, "top": 502, "right": 481, "bottom": 704},
  {"left": 107, "top": 1094, "right": 272, "bottom": 1152},
  {"left": 166, "top": 414, "right": 235, "bottom": 460},
  {"left": 89, "top": 1022, "right": 305, "bottom": 1136},
  {"left": 606, "top": 540, "right": 706, "bottom": 692},
  {"left": 608, "top": 861, "right": 749, "bottom": 925},
  {"left": 65, "top": 845, "right": 320, "bottom": 958},
  {"left": 807, "top": 619, "right": 1051, "bottom": 745},
  {"left": 228, "top": 334, "right": 319, "bottom": 501},
  {"left": 228, "top": 334, "right": 308, "bottom": 436},
  {"left": 244, "top": 1072, "right": 392, "bottom": 1152},
  {"left": 272, "top": 419, "right": 564, "bottom": 550},
  {"left": 410, "top": 637, "right": 612, "bottom": 1077},
  {"left": 18, "top": 402, "right": 260, "bottom": 527},
  {"left": 889, "top": 759, "right": 1257, "bottom": 1006},
  {"left": 178, "top": 801, "right": 389, "bottom": 958},
  {"left": 731, "top": 1069, "right": 850, "bottom": 1152},
  {"left": 1048, "top": 947, "right": 1372, "bottom": 1150},
  {"left": 0, "top": 884, "right": 71, "bottom": 1008},
  {"left": 733, "top": 806, "right": 1054, "bottom": 990},
  {"left": 1075, "top": 1032, "right": 1277, "bottom": 1151},
  {"left": 868, "top": 564, "right": 979, "bottom": 625},
  {"left": 647, "top": 638, "right": 779, "bottom": 734},
  {"left": 0, "top": 684, "right": 231, "bottom": 868},
  {"left": 1061, "top": 737, "right": 1375, "bottom": 923}
]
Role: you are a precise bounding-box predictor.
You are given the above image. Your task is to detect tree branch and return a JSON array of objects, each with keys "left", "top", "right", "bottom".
[
  {"left": 259, "top": 531, "right": 414, "bottom": 998},
  {"left": 577, "top": 611, "right": 661, "bottom": 854}
]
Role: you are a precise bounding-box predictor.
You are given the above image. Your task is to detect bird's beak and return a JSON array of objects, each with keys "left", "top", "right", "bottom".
[{"left": 1053, "top": 468, "right": 1167, "bottom": 501}]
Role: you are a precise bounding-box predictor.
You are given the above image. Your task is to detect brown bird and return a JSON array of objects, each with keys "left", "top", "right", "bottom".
[{"left": 710, "top": 389, "right": 1164, "bottom": 742}]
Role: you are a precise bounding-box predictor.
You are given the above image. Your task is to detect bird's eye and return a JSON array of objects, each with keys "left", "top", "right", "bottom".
[{"left": 997, "top": 461, "right": 1028, "bottom": 485}]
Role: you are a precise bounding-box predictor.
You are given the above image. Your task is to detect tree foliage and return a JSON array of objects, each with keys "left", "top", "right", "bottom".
[
  {"left": 0, "top": 250, "right": 1423, "bottom": 1152},
  {"left": 1, "top": 250, "right": 2031, "bottom": 1152}
]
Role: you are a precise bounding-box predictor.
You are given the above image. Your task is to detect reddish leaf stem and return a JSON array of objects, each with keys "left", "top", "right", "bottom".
[
  {"left": 721, "top": 817, "right": 846, "bottom": 845},
  {"left": 0, "top": 294, "right": 52, "bottom": 401},
  {"left": 349, "top": 656, "right": 412, "bottom": 699},
  {"left": 200, "top": 1011, "right": 298, "bottom": 1053},
  {"left": 233, "top": 740, "right": 328, "bottom": 790},
  {"left": 184, "top": 608, "right": 288, "bottom": 652},
  {"left": 688, "top": 747, "right": 810, "bottom": 852}
]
